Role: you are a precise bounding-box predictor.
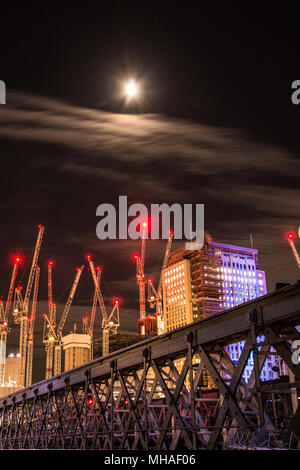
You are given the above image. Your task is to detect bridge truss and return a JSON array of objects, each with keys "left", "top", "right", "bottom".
[{"left": 1, "top": 283, "right": 300, "bottom": 449}]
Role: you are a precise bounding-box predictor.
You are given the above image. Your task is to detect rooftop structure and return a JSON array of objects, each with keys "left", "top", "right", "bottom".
[{"left": 62, "top": 333, "right": 91, "bottom": 372}]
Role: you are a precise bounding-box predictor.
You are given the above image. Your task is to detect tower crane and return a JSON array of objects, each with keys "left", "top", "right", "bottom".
[
  {"left": 0, "top": 300, "right": 7, "bottom": 386},
  {"left": 86, "top": 255, "right": 120, "bottom": 356},
  {"left": 86, "top": 265, "right": 101, "bottom": 360},
  {"left": 48, "top": 260, "right": 56, "bottom": 328},
  {"left": 286, "top": 232, "right": 300, "bottom": 270},
  {"left": 25, "top": 265, "right": 40, "bottom": 387},
  {"left": 43, "top": 260, "right": 57, "bottom": 379},
  {"left": 50, "top": 265, "right": 84, "bottom": 376},
  {"left": 133, "top": 222, "right": 148, "bottom": 334},
  {"left": 0, "top": 255, "right": 21, "bottom": 385},
  {"left": 147, "top": 230, "right": 174, "bottom": 334},
  {"left": 13, "top": 225, "right": 44, "bottom": 388}
]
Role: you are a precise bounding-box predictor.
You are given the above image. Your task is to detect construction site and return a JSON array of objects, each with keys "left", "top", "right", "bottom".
[
  {"left": 0, "top": 223, "right": 171, "bottom": 396},
  {"left": 0, "top": 223, "right": 300, "bottom": 449}
]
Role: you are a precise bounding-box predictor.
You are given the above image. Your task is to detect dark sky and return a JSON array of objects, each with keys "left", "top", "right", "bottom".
[{"left": 0, "top": 4, "right": 300, "bottom": 383}]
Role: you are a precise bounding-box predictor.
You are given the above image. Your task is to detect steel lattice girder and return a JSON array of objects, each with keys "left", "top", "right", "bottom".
[{"left": 1, "top": 283, "right": 300, "bottom": 449}]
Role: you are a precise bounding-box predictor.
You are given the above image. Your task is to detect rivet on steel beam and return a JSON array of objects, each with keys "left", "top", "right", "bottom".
[{"left": 247, "top": 308, "right": 257, "bottom": 324}]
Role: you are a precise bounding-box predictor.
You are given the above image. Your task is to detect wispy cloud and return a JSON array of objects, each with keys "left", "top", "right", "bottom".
[{"left": 0, "top": 91, "right": 299, "bottom": 291}]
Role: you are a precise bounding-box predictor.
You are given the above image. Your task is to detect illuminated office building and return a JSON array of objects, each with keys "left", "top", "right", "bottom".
[{"left": 162, "top": 240, "right": 279, "bottom": 381}]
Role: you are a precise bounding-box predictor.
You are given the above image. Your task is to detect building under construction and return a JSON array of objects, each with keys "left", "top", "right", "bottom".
[
  {"left": 163, "top": 245, "right": 225, "bottom": 331},
  {"left": 162, "top": 240, "right": 267, "bottom": 332}
]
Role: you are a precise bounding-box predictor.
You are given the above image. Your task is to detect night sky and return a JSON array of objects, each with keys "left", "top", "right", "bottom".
[{"left": 0, "top": 4, "right": 299, "bottom": 383}]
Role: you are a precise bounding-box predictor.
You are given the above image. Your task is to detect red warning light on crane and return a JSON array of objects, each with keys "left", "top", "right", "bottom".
[
  {"left": 96, "top": 266, "right": 102, "bottom": 272},
  {"left": 48, "top": 260, "right": 54, "bottom": 266},
  {"left": 286, "top": 232, "right": 296, "bottom": 241},
  {"left": 133, "top": 254, "right": 139, "bottom": 260},
  {"left": 86, "top": 254, "right": 92, "bottom": 260},
  {"left": 114, "top": 298, "right": 120, "bottom": 306}
]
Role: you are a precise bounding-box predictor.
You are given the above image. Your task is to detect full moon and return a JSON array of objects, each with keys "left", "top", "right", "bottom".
[{"left": 124, "top": 79, "right": 138, "bottom": 99}]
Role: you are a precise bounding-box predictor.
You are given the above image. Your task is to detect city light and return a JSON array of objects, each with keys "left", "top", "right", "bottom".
[{"left": 87, "top": 395, "right": 94, "bottom": 406}]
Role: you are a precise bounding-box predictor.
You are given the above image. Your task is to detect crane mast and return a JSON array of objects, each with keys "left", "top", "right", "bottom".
[
  {"left": 5, "top": 257, "right": 20, "bottom": 318},
  {"left": 0, "top": 301, "right": 8, "bottom": 386},
  {"left": 48, "top": 260, "right": 56, "bottom": 325},
  {"left": 157, "top": 231, "right": 173, "bottom": 301},
  {"left": 25, "top": 265, "right": 40, "bottom": 387},
  {"left": 134, "top": 222, "right": 148, "bottom": 331},
  {"left": 87, "top": 256, "right": 107, "bottom": 322},
  {"left": 286, "top": 232, "right": 300, "bottom": 270},
  {"left": 53, "top": 265, "right": 84, "bottom": 376},
  {"left": 88, "top": 266, "right": 101, "bottom": 360},
  {"left": 43, "top": 260, "right": 56, "bottom": 378},
  {"left": 147, "top": 231, "right": 173, "bottom": 334},
  {"left": 0, "top": 257, "right": 20, "bottom": 386},
  {"left": 24, "top": 226, "right": 44, "bottom": 313},
  {"left": 13, "top": 225, "right": 44, "bottom": 388},
  {"left": 87, "top": 256, "right": 120, "bottom": 356},
  {"left": 43, "top": 314, "right": 57, "bottom": 379}
]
